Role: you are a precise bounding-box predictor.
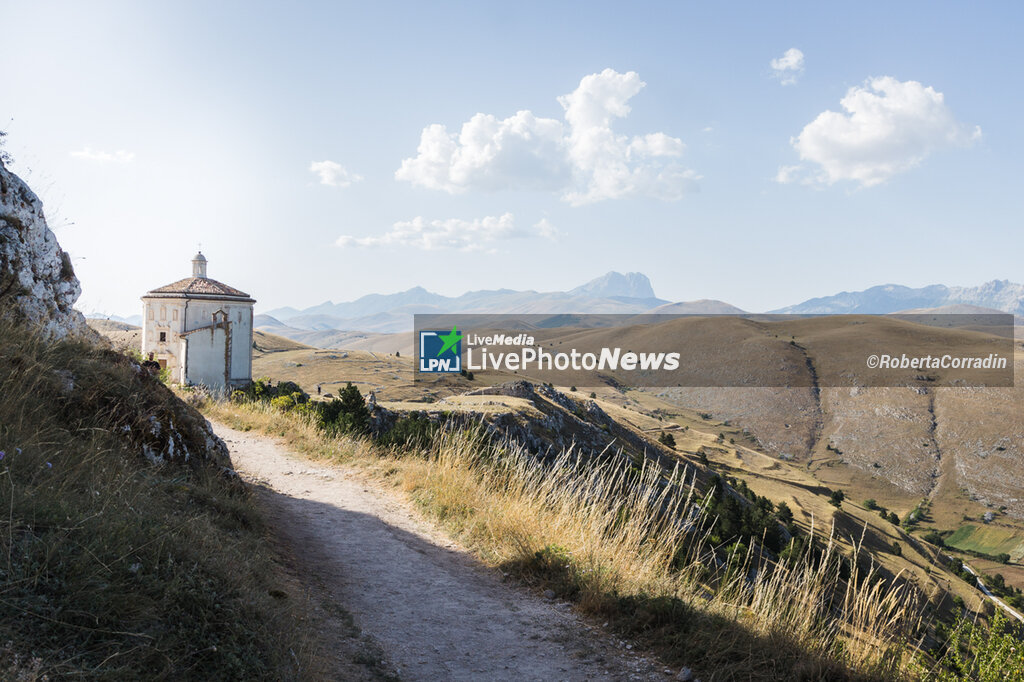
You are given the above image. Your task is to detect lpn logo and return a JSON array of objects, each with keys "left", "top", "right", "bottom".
[{"left": 419, "top": 326, "right": 462, "bottom": 373}]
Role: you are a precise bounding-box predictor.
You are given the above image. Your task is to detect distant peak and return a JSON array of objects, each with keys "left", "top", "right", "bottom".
[{"left": 570, "top": 271, "right": 656, "bottom": 299}]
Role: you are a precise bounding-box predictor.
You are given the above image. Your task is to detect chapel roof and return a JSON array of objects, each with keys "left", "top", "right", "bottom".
[
  {"left": 144, "top": 252, "right": 254, "bottom": 302},
  {"left": 144, "top": 276, "right": 253, "bottom": 300}
]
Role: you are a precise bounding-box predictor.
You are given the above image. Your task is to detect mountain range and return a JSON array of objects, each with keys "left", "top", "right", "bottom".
[
  {"left": 89, "top": 274, "right": 1024, "bottom": 333},
  {"left": 259, "top": 271, "right": 693, "bottom": 333},
  {"left": 770, "top": 279, "right": 1024, "bottom": 316}
]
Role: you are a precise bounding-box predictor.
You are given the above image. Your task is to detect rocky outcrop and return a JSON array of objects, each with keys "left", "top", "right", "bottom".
[
  {"left": 0, "top": 159, "right": 91, "bottom": 340},
  {"left": 0, "top": 158, "right": 230, "bottom": 471}
]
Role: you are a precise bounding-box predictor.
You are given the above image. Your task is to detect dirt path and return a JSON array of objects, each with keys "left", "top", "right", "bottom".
[{"left": 212, "top": 422, "right": 673, "bottom": 681}]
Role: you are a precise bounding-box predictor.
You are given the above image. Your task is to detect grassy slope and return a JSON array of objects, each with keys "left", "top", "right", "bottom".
[
  {"left": 252, "top": 329, "right": 314, "bottom": 353},
  {"left": 243, "top": 332, "right": 1006, "bottom": 616},
  {"left": 252, "top": 343, "right": 487, "bottom": 403},
  {"left": 0, "top": 323, "right": 320, "bottom": 679},
  {"left": 204, "top": 321, "right": 1024, "bottom": 678},
  {"left": 206, "top": 399, "right": 930, "bottom": 681}
]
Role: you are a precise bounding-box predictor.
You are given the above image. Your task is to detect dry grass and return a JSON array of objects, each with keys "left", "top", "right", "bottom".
[
  {"left": 205, "top": 399, "right": 927, "bottom": 681},
  {"left": 0, "top": 323, "right": 324, "bottom": 679}
]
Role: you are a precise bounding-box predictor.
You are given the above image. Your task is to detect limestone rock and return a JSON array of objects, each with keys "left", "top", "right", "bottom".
[{"left": 0, "top": 159, "right": 91, "bottom": 340}]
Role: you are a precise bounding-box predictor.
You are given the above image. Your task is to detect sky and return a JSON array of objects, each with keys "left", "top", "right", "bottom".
[{"left": 2, "top": 1, "right": 1022, "bottom": 316}]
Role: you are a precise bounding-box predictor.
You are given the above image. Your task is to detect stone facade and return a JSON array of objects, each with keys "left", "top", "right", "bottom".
[{"left": 141, "top": 253, "right": 255, "bottom": 391}]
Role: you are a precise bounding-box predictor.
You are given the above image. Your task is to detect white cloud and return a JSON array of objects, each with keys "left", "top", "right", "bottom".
[
  {"left": 310, "top": 160, "right": 363, "bottom": 187},
  {"left": 70, "top": 147, "right": 135, "bottom": 163},
  {"left": 395, "top": 69, "right": 698, "bottom": 205},
  {"left": 533, "top": 218, "right": 562, "bottom": 240},
  {"left": 773, "top": 165, "right": 805, "bottom": 185},
  {"left": 770, "top": 48, "right": 805, "bottom": 86},
  {"left": 336, "top": 213, "right": 555, "bottom": 252},
  {"left": 778, "top": 76, "right": 980, "bottom": 188}
]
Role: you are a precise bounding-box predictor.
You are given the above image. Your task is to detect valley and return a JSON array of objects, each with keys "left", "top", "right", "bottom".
[{"left": 120, "top": 314, "right": 1023, "bottom": 626}]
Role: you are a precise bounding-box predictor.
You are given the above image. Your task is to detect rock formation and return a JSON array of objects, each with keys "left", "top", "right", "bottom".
[{"left": 0, "top": 159, "right": 91, "bottom": 340}]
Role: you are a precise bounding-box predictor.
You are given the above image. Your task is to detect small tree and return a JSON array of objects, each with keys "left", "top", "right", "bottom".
[
  {"left": 338, "top": 382, "right": 370, "bottom": 432},
  {"left": 828, "top": 489, "right": 845, "bottom": 508},
  {"left": 318, "top": 382, "right": 371, "bottom": 435},
  {"left": 775, "top": 501, "right": 794, "bottom": 526},
  {"left": 863, "top": 498, "right": 878, "bottom": 510},
  {"left": 888, "top": 511, "right": 900, "bottom": 525},
  {"left": 658, "top": 432, "right": 676, "bottom": 449}
]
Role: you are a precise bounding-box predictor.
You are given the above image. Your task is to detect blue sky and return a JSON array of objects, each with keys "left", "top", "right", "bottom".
[{"left": 2, "top": 1, "right": 1021, "bottom": 316}]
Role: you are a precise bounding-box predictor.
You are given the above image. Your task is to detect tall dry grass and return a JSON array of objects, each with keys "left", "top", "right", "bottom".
[
  {"left": 0, "top": 323, "right": 321, "bottom": 679},
  {"left": 206, "top": 399, "right": 926, "bottom": 680}
]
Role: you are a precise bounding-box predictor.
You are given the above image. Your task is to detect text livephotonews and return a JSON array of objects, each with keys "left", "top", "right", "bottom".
[{"left": 413, "top": 314, "right": 1016, "bottom": 388}]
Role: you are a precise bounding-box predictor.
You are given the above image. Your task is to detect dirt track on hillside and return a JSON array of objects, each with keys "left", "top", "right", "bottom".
[{"left": 211, "top": 422, "right": 672, "bottom": 681}]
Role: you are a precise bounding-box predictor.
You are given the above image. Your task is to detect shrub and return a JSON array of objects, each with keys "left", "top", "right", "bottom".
[
  {"left": 378, "top": 412, "right": 438, "bottom": 449},
  {"left": 658, "top": 432, "right": 676, "bottom": 449},
  {"left": 864, "top": 498, "right": 879, "bottom": 510},
  {"left": 270, "top": 395, "right": 295, "bottom": 411},
  {"left": 276, "top": 380, "right": 303, "bottom": 395},
  {"left": 316, "top": 382, "right": 370, "bottom": 435},
  {"left": 231, "top": 377, "right": 309, "bottom": 406},
  {"left": 934, "top": 610, "right": 1024, "bottom": 681},
  {"left": 248, "top": 377, "right": 274, "bottom": 401},
  {"left": 829, "top": 489, "right": 845, "bottom": 508},
  {"left": 701, "top": 475, "right": 783, "bottom": 553},
  {"left": 775, "top": 501, "right": 794, "bottom": 526}
]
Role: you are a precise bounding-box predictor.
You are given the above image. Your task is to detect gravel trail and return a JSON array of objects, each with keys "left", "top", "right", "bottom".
[{"left": 212, "top": 422, "right": 672, "bottom": 681}]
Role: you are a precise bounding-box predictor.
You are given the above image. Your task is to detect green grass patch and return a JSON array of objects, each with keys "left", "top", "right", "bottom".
[{"left": 946, "top": 525, "right": 1024, "bottom": 562}]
